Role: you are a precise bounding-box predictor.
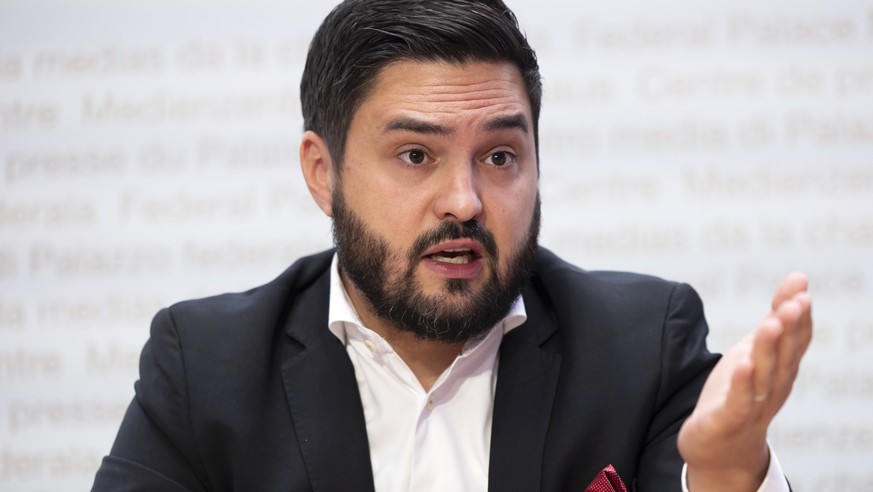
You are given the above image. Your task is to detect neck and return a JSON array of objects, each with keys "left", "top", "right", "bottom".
[
  {"left": 341, "top": 274, "right": 464, "bottom": 392},
  {"left": 375, "top": 328, "right": 464, "bottom": 392}
]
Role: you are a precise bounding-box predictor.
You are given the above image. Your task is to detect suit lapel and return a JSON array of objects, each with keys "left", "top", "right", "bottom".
[
  {"left": 275, "top": 251, "right": 563, "bottom": 491},
  {"left": 488, "top": 283, "right": 562, "bottom": 492},
  {"left": 279, "top": 266, "right": 376, "bottom": 492}
]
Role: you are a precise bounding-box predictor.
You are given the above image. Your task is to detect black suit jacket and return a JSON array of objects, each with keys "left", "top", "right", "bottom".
[{"left": 93, "top": 248, "right": 718, "bottom": 491}]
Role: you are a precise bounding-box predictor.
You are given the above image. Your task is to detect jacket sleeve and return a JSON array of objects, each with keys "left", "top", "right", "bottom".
[
  {"left": 92, "top": 307, "right": 210, "bottom": 492},
  {"left": 635, "top": 282, "right": 720, "bottom": 488}
]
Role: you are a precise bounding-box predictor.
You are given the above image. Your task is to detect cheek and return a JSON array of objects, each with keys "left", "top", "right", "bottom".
[
  {"left": 343, "top": 160, "right": 424, "bottom": 219},
  {"left": 341, "top": 172, "right": 392, "bottom": 219},
  {"left": 492, "top": 193, "right": 537, "bottom": 250}
]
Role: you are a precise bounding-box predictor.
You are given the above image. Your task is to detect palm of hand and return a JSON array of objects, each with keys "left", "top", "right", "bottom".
[{"left": 677, "top": 273, "right": 812, "bottom": 491}]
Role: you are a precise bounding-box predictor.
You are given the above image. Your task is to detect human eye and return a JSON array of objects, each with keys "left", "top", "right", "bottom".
[
  {"left": 397, "top": 147, "right": 431, "bottom": 166},
  {"left": 484, "top": 149, "right": 517, "bottom": 168}
]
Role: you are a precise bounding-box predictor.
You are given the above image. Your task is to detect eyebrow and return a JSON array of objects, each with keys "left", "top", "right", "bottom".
[
  {"left": 483, "top": 113, "right": 529, "bottom": 133},
  {"left": 382, "top": 112, "right": 529, "bottom": 136},
  {"left": 384, "top": 118, "right": 452, "bottom": 136}
]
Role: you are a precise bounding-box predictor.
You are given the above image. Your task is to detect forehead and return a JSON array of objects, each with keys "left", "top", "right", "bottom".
[{"left": 355, "top": 60, "right": 532, "bottom": 123}]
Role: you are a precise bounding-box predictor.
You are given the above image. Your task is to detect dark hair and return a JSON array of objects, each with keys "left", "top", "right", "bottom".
[{"left": 300, "top": 0, "right": 542, "bottom": 169}]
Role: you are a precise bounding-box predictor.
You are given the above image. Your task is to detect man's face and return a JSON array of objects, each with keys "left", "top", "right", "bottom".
[{"left": 332, "top": 60, "right": 540, "bottom": 342}]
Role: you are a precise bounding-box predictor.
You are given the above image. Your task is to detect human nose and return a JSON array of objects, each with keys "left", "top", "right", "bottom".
[{"left": 432, "top": 161, "right": 483, "bottom": 222}]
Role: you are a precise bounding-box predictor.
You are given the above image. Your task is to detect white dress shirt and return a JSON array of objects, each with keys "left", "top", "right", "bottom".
[{"left": 326, "top": 255, "right": 788, "bottom": 492}]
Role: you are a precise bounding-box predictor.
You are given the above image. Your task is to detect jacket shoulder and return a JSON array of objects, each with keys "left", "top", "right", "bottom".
[
  {"left": 534, "top": 247, "right": 687, "bottom": 303},
  {"left": 163, "top": 249, "right": 333, "bottom": 328},
  {"left": 529, "top": 247, "right": 706, "bottom": 354}
]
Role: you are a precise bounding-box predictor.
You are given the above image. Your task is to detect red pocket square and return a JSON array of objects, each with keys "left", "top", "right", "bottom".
[{"left": 584, "top": 464, "right": 628, "bottom": 492}]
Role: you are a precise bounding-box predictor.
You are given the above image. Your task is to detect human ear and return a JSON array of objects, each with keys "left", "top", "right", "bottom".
[{"left": 299, "top": 130, "right": 335, "bottom": 217}]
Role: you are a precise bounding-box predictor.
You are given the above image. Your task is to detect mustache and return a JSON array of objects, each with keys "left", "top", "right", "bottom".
[{"left": 408, "top": 220, "right": 498, "bottom": 261}]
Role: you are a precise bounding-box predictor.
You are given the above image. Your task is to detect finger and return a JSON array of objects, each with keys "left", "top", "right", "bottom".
[
  {"left": 751, "top": 317, "right": 782, "bottom": 406},
  {"left": 792, "top": 291, "right": 814, "bottom": 356},
  {"left": 772, "top": 295, "right": 812, "bottom": 394},
  {"left": 771, "top": 272, "right": 809, "bottom": 312},
  {"left": 724, "top": 355, "right": 756, "bottom": 425}
]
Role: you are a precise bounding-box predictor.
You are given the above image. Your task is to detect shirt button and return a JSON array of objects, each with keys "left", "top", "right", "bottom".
[
  {"left": 364, "top": 340, "right": 377, "bottom": 353},
  {"left": 427, "top": 398, "right": 434, "bottom": 409}
]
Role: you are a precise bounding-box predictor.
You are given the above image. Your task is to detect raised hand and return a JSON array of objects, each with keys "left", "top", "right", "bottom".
[{"left": 678, "top": 273, "right": 813, "bottom": 491}]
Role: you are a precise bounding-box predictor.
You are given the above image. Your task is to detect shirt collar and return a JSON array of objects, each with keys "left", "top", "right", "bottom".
[{"left": 327, "top": 253, "right": 526, "bottom": 346}]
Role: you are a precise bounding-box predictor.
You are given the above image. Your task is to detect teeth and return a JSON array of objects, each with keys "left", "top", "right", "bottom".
[
  {"left": 432, "top": 254, "right": 471, "bottom": 264},
  {"left": 430, "top": 247, "right": 474, "bottom": 264}
]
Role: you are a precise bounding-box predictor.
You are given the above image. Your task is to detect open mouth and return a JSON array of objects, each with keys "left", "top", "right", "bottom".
[
  {"left": 420, "top": 239, "right": 485, "bottom": 279},
  {"left": 428, "top": 248, "right": 479, "bottom": 265}
]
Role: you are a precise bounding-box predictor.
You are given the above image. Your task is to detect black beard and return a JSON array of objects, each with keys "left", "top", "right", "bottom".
[{"left": 331, "top": 185, "right": 540, "bottom": 344}]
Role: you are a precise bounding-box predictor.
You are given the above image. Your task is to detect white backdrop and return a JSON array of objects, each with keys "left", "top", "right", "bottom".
[{"left": 1, "top": 0, "right": 871, "bottom": 490}]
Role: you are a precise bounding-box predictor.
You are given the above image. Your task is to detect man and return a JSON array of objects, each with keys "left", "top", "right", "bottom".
[{"left": 93, "top": 0, "right": 813, "bottom": 490}]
